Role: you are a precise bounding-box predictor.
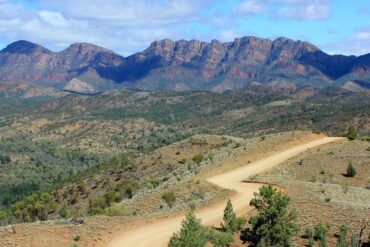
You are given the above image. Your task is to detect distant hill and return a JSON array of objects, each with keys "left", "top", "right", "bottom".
[{"left": 0, "top": 37, "right": 369, "bottom": 93}]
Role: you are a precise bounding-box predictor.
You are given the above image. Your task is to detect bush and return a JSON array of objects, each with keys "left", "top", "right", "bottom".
[
  {"left": 169, "top": 208, "right": 235, "bottom": 247},
  {"left": 346, "top": 125, "right": 357, "bottom": 140},
  {"left": 207, "top": 152, "right": 215, "bottom": 162},
  {"left": 336, "top": 224, "right": 348, "bottom": 247},
  {"left": 305, "top": 227, "right": 315, "bottom": 247},
  {"left": 315, "top": 223, "right": 329, "bottom": 247},
  {"left": 0, "top": 210, "right": 8, "bottom": 225},
  {"left": 88, "top": 197, "right": 107, "bottom": 215},
  {"left": 105, "top": 203, "right": 127, "bottom": 216},
  {"left": 241, "top": 184, "right": 299, "bottom": 247},
  {"left": 192, "top": 154, "right": 204, "bottom": 165},
  {"left": 59, "top": 204, "right": 70, "bottom": 218},
  {"left": 206, "top": 227, "right": 234, "bottom": 247},
  {"left": 169, "top": 211, "right": 207, "bottom": 247},
  {"left": 104, "top": 190, "right": 123, "bottom": 206},
  {"left": 346, "top": 162, "right": 356, "bottom": 177},
  {"left": 117, "top": 179, "right": 139, "bottom": 198},
  {"left": 73, "top": 235, "right": 80, "bottom": 241},
  {"left": 162, "top": 191, "right": 176, "bottom": 209},
  {"left": 145, "top": 177, "right": 161, "bottom": 190}
]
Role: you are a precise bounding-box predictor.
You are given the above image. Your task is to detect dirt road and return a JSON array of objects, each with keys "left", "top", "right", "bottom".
[{"left": 108, "top": 136, "right": 344, "bottom": 247}]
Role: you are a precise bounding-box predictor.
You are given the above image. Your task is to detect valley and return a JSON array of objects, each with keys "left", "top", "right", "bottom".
[{"left": 0, "top": 34, "right": 369, "bottom": 247}]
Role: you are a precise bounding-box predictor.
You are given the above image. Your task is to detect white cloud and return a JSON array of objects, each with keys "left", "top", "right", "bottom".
[
  {"left": 274, "top": 0, "right": 331, "bottom": 21},
  {"left": 0, "top": 0, "right": 208, "bottom": 55},
  {"left": 234, "top": 0, "right": 266, "bottom": 17},
  {"left": 44, "top": 0, "right": 200, "bottom": 27},
  {"left": 324, "top": 27, "right": 370, "bottom": 55},
  {"left": 234, "top": 0, "right": 331, "bottom": 21}
]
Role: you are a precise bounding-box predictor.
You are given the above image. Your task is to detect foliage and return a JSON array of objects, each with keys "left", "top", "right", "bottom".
[
  {"left": 192, "top": 154, "right": 204, "bottom": 165},
  {"left": 347, "top": 161, "right": 357, "bottom": 177},
  {"left": 305, "top": 227, "right": 315, "bottom": 247},
  {"left": 346, "top": 125, "right": 358, "bottom": 140},
  {"left": 207, "top": 152, "right": 215, "bottom": 162},
  {"left": 315, "top": 223, "right": 329, "bottom": 247},
  {"left": 145, "top": 177, "right": 161, "bottom": 190},
  {"left": 336, "top": 224, "right": 348, "bottom": 247},
  {"left": 105, "top": 203, "right": 127, "bottom": 216},
  {"left": 206, "top": 227, "right": 234, "bottom": 247},
  {"left": 241, "top": 184, "right": 299, "bottom": 247},
  {"left": 103, "top": 190, "right": 123, "bottom": 206},
  {"left": 169, "top": 211, "right": 208, "bottom": 247},
  {"left": 221, "top": 199, "right": 238, "bottom": 233},
  {"left": 0, "top": 210, "right": 8, "bottom": 225},
  {"left": 117, "top": 179, "right": 139, "bottom": 198},
  {"left": 10, "top": 192, "right": 56, "bottom": 222},
  {"left": 162, "top": 191, "right": 176, "bottom": 209},
  {"left": 169, "top": 210, "right": 234, "bottom": 247}
]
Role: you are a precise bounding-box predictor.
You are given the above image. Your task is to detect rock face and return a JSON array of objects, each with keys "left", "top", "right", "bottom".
[{"left": 0, "top": 37, "right": 369, "bottom": 92}]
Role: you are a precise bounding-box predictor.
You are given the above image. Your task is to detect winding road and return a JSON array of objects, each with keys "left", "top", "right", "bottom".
[{"left": 108, "top": 136, "right": 344, "bottom": 247}]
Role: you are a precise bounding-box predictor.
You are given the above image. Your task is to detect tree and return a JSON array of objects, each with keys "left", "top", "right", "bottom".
[
  {"left": 169, "top": 211, "right": 207, "bottom": 247},
  {"left": 162, "top": 191, "right": 176, "bottom": 208},
  {"left": 347, "top": 162, "right": 356, "bottom": 177},
  {"left": 206, "top": 227, "right": 234, "bottom": 247},
  {"left": 336, "top": 224, "right": 348, "bottom": 247},
  {"left": 346, "top": 125, "right": 357, "bottom": 140},
  {"left": 192, "top": 154, "right": 204, "bottom": 165},
  {"left": 241, "top": 184, "right": 299, "bottom": 247},
  {"left": 221, "top": 199, "right": 237, "bottom": 233}
]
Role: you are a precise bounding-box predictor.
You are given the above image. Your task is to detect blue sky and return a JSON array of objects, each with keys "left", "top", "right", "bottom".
[{"left": 0, "top": 0, "right": 369, "bottom": 56}]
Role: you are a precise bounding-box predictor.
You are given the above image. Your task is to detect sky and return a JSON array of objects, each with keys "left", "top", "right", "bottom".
[{"left": 0, "top": 0, "right": 369, "bottom": 56}]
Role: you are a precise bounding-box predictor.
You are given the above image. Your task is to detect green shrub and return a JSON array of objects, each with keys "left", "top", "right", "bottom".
[
  {"left": 105, "top": 203, "right": 127, "bottom": 216},
  {"left": 162, "top": 191, "right": 176, "bottom": 209},
  {"left": 73, "top": 235, "right": 80, "bottom": 241},
  {"left": 206, "top": 227, "right": 234, "bottom": 247},
  {"left": 346, "top": 125, "right": 357, "bottom": 140},
  {"left": 207, "top": 152, "right": 215, "bottom": 162},
  {"left": 347, "top": 162, "right": 356, "bottom": 177},
  {"left": 336, "top": 224, "right": 348, "bottom": 247},
  {"left": 103, "top": 190, "right": 122, "bottom": 206},
  {"left": 169, "top": 211, "right": 207, "bottom": 247},
  {"left": 192, "top": 154, "right": 204, "bottom": 165},
  {"left": 88, "top": 197, "right": 107, "bottom": 215},
  {"left": 0, "top": 210, "right": 8, "bottom": 225},
  {"left": 145, "top": 177, "right": 161, "bottom": 190},
  {"left": 59, "top": 204, "right": 70, "bottom": 218},
  {"left": 315, "top": 223, "right": 329, "bottom": 247},
  {"left": 305, "top": 227, "right": 315, "bottom": 247}
]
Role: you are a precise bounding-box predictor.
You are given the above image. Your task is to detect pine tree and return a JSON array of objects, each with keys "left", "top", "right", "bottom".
[
  {"left": 347, "top": 162, "right": 357, "bottom": 177},
  {"left": 169, "top": 211, "right": 207, "bottom": 247},
  {"left": 221, "top": 199, "right": 237, "bottom": 233},
  {"left": 241, "top": 184, "right": 299, "bottom": 247}
]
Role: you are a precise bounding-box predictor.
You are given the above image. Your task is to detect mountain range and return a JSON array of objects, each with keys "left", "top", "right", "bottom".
[{"left": 0, "top": 36, "right": 369, "bottom": 94}]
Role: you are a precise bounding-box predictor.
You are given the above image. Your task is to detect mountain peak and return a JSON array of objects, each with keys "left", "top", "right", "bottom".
[
  {"left": 1, "top": 40, "right": 50, "bottom": 54},
  {"left": 63, "top": 42, "right": 114, "bottom": 54},
  {"left": 272, "top": 37, "right": 319, "bottom": 52}
]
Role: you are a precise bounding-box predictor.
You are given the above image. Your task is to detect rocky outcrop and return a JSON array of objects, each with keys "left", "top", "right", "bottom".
[{"left": 0, "top": 37, "right": 369, "bottom": 92}]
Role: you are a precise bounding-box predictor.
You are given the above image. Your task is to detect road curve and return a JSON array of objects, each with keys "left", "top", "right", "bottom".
[{"left": 108, "top": 136, "right": 344, "bottom": 247}]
